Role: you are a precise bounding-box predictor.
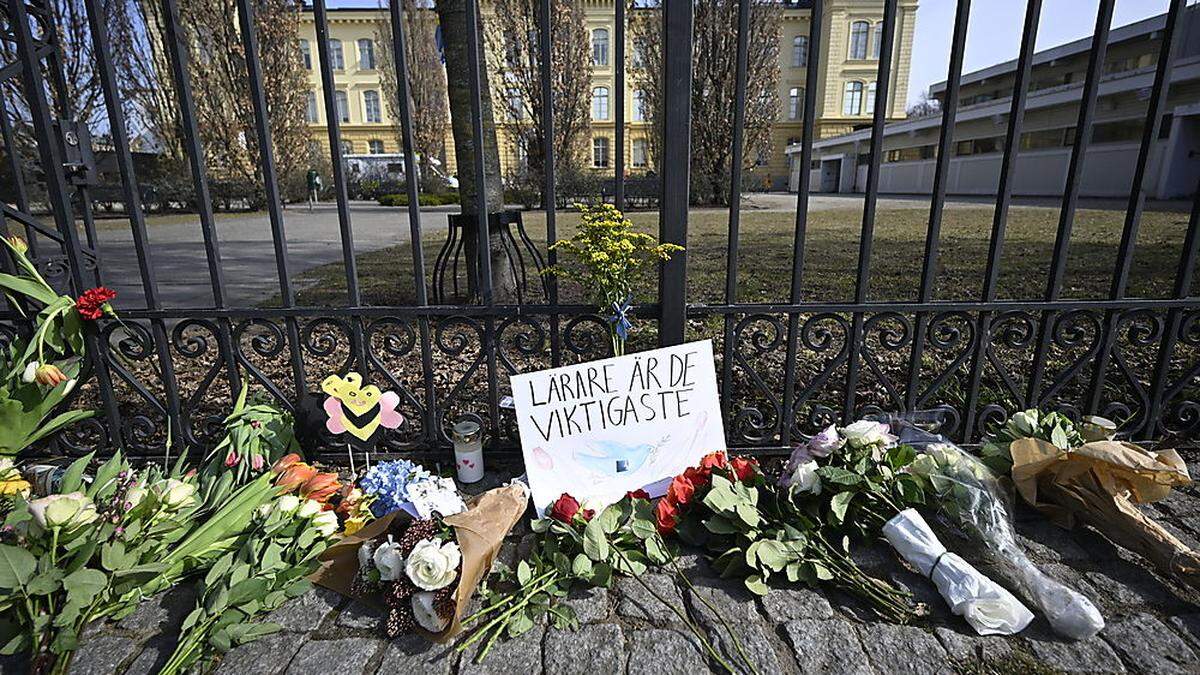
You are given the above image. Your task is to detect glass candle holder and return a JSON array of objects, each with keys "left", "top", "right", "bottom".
[{"left": 451, "top": 419, "right": 484, "bottom": 483}]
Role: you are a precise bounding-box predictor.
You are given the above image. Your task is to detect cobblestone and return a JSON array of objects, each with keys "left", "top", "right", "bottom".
[
  {"left": 626, "top": 628, "right": 710, "bottom": 674},
  {"left": 374, "top": 633, "right": 456, "bottom": 675},
  {"left": 458, "top": 625, "right": 545, "bottom": 675},
  {"left": 562, "top": 585, "right": 610, "bottom": 624},
  {"left": 1025, "top": 630, "right": 1127, "bottom": 674},
  {"left": 335, "top": 601, "right": 384, "bottom": 631},
  {"left": 214, "top": 633, "right": 307, "bottom": 675},
  {"left": 858, "top": 624, "right": 953, "bottom": 675},
  {"left": 1101, "top": 613, "right": 1198, "bottom": 675},
  {"left": 759, "top": 587, "right": 835, "bottom": 623},
  {"left": 615, "top": 573, "right": 686, "bottom": 625},
  {"left": 544, "top": 623, "right": 624, "bottom": 674},
  {"left": 932, "top": 626, "right": 1015, "bottom": 665},
  {"left": 287, "top": 637, "right": 381, "bottom": 674},
  {"left": 782, "top": 619, "right": 874, "bottom": 675},
  {"left": 267, "top": 587, "right": 346, "bottom": 632},
  {"left": 66, "top": 635, "right": 137, "bottom": 675}
]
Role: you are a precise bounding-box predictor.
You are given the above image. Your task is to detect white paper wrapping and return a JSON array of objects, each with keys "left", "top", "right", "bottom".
[{"left": 883, "top": 509, "right": 1034, "bottom": 636}]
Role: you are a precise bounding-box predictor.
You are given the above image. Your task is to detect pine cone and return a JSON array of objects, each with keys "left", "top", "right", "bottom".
[
  {"left": 385, "top": 605, "right": 415, "bottom": 638},
  {"left": 395, "top": 518, "right": 441, "bottom": 557},
  {"left": 433, "top": 586, "right": 456, "bottom": 621},
  {"left": 387, "top": 576, "right": 418, "bottom": 604}
]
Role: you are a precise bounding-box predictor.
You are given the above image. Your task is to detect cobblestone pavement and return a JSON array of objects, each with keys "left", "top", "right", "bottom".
[{"left": 18, "top": 456, "right": 1200, "bottom": 675}]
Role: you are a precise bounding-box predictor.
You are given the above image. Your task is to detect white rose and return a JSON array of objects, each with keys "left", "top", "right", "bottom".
[
  {"left": 373, "top": 536, "right": 406, "bottom": 581},
  {"left": 296, "top": 498, "right": 321, "bottom": 518},
  {"left": 1010, "top": 409, "right": 1039, "bottom": 436},
  {"left": 411, "top": 591, "right": 450, "bottom": 633},
  {"left": 312, "top": 511, "right": 339, "bottom": 537},
  {"left": 840, "top": 420, "right": 897, "bottom": 449},
  {"left": 21, "top": 361, "right": 38, "bottom": 384},
  {"left": 153, "top": 479, "right": 197, "bottom": 511},
  {"left": 405, "top": 538, "right": 461, "bottom": 591},
  {"left": 785, "top": 460, "right": 821, "bottom": 495}
]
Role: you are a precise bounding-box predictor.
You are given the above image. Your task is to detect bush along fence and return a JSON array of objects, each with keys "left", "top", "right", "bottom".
[{"left": 0, "top": 0, "right": 1197, "bottom": 463}]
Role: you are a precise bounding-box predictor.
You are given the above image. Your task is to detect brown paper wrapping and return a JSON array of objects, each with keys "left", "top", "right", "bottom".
[
  {"left": 1010, "top": 438, "right": 1200, "bottom": 589},
  {"left": 310, "top": 482, "right": 529, "bottom": 642}
]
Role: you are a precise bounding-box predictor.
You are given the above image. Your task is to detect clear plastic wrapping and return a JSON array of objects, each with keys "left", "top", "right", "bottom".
[{"left": 882, "top": 413, "right": 1105, "bottom": 640}]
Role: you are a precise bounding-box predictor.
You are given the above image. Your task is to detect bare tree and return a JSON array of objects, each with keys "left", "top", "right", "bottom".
[
  {"left": 906, "top": 90, "right": 940, "bottom": 118},
  {"left": 631, "top": 0, "right": 780, "bottom": 205},
  {"left": 375, "top": 1, "right": 449, "bottom": 191},
  {"left": 485, "top": 0, "right": 591, "bottom": 195},
  {"left": 435, "top": 0, "right": 516, "bottom": 300}
]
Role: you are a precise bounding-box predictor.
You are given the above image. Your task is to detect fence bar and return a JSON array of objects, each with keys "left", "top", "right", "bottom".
[
  {"left": 1086, "top": 0, "right": 1184, "bottom": 424},
  {"left": 85, "top": 0, "right": 185, "bottom": 449},
  {"left": 159, "top": 0, "right": 241, "bottom": 397},
  {"left": 0, "top": 93, "right": 37, "bottom": 258},
  {"left": 657, "top": 0, "right": 693, "bottom": 347},
  {"left": 842, "top": 0, "right": 897, "bottom": 420},
  {"left": 1146, "top": 178, "right": 1200, "bottom": 438},
  {"left": 1025, "top": 0, "right": 1113, "bottom": 409},
  {"left": 464, "top": 0, "right": 500, "bottom": 435},
  {"left": 235, "top": 0, "right": 307, "bottom": 399},
  {"left": 389, "top": 0, "right": 438, "bottom": 445},
  {"left": 312, "top": 0, "right": 367, "bottom": 374},
  {"left": 614, "top": 0, "right": 625, "bottom": 210},
  {"left": 7, "top": 0, "right": 122, "bottom": 446},
  {"left": 780, "top": 0, "right": 823, "bottom": 445},
  {"left": 719, "top": 0, "right": 752, "bottom": 431},
  {"left": 905, "top": 0, "right": 971, "bottom": 410},
  {"left": 538, "top": 0, "right": 561, "bottom": 367},
  {"left": 961, "top": 0, "right": 1041, "bottom": 440}
]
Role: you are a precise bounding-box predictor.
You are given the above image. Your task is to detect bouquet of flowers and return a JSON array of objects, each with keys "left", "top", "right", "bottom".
[
  {"left": 897, "top": 418, "right": 1104, "bottom": 639},
  {"left": 667, "top": 450, "right": 918, "bottom": 623},
  {"left": 312, "top": 482, "right": 528, "bottom": 642},
  {"left": 984, "top": 409, "right": 1199, "bottom": 591},
  {"left": 784, "top": 421, "right": 1034, "bottom": 635},
  {"left": 980, "top": 408, "right": 1085, "bottom": 474}
]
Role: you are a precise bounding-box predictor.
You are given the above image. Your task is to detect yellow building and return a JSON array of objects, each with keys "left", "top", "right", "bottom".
[{"left": 298, "top": 0, "right": 916, "bottom": 190}]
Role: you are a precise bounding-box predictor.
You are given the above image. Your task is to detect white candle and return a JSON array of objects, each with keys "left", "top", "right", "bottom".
[{"left": 452, "top": 419, "right": 484, "bottom": 483}]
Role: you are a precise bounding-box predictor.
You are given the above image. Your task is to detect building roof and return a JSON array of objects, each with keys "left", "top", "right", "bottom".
[{"left": 928, "top": 10, "right": 1176, "bottom": 97}]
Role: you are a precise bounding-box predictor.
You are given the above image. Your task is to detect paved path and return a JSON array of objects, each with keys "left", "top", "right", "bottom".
[
  {"left": 50, "top": 457, "right": 1200, "bottom": 675},
  {"left": 92, "top": 202, "right": 456, "bottom": 310}
]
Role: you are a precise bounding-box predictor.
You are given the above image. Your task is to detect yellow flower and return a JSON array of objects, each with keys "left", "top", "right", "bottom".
[
  {"left": 0, "top": 478, "right": 31, "bottom": 498},
  {"left": 343, "top": 516, "right": 368, "bottom": 536}
]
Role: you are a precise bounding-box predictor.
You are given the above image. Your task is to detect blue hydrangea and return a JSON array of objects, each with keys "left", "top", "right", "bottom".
[{"left": 359, "top": 459, "right": 433, "bottom": 517}]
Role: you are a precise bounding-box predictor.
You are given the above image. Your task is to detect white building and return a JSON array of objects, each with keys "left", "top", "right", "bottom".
[{"left": 789, "top": 7, "right": 1200, "bottom": 199}]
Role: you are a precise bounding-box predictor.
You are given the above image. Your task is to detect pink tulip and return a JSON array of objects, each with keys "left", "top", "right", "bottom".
[
  {"left": 224, "top": 450, "right": 239, "bottom": 467},
  {"left": 251, "top": 454, "right": 264, "bottom": 471}
]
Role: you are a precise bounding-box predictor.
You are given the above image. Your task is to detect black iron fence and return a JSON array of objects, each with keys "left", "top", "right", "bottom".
[{"left": 0, "top": 0, "right": 1197, "bottom": 460}]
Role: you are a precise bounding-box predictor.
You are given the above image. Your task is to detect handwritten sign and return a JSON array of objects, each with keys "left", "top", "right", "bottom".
[{"left": 511, "top": 339, "right": 726, "bottom": 515}]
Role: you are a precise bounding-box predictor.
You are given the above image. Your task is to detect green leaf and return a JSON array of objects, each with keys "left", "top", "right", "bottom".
[
  {"left": 830, "top": 492, "right": 853, "bottom": 524},
  {"left": 744, "top": 574, "right": 769, "bottom": 596},
  {"left": 701, "top": 474, "right": 738, "bottom": 513},
  {"left": 517, "top": 560, "right": 533, "bottom": 586},
  {"left": 588, "top": 562, "right": 612, "bottom": 587},
  {"left": 644, "top": 536, "right": 670, "bottom": 565},
  {"left": 703, "top": 516, "right": 739, "bottom": 535},
  {"left": 62, "top": 568, "right": 107, "bottom": 605},
  {"left": 816, "top": 466, "right": 862, "bottom": 486},
  {"left": 87, "top": 451, "right": 125, "bottom": 500},
  {"left": 26, "top": 569, "right": 64, "bottom": 596},
  {"left": 228, "top": 577, "right": 269, "bottom": 607},
  {"left": 812, "top": 563, "right": 833, "bottom": 581},
  {"left": 507, "top": 611, "right": 534, "bottom": 637},
  {"left": 571, "top": 553, "right": 593, "bottom": 577},
  {"left": 1051, "top": 425, "right": 1070, "bottom": 449},
  {"left": 58, "top": 452, "right": 94, "bottom": 494},
  {"left": 753, "top": 540, "right": 789, "bottom": 572},
  {"left": 0, "top": 545, "right": 36, "bottom": 589},
  {"left": 582, "top": 518, "right": 609, "bottom": 562},
  {"left": 734, "top": 503, "right": 761, "bottom": 528}
]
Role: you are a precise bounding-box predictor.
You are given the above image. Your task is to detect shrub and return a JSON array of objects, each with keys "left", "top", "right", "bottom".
[{"left": 376, "top": 192, "right": 460, "bottom": 207}]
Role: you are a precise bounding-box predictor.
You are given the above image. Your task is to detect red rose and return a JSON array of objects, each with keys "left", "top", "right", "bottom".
[
  {"left": 655, "top": 498, "right": 679, "bottom": 534},
  {"left": 731, "top": 457, "right": 757, "bottom": 481},
  {"left": 549, "top": 493, "right": 581, "bottom": 523},
  {"left": 667, "top": 474, "right": 695, "bottom": 506},
  {"left": 683, "top": 466, "right": 710, "bottom": 490},
  {"left": 700, "top": 451, "right": 728, "bottom": 471},
  {"left": 625, "top": 489, "right": 650, "bottom": 500},
  {"left": 75, "top": 286, "right": 117, "bottom": 321},
  {"left": 581, "top": 508, "right": 595, "bottom": 521}
]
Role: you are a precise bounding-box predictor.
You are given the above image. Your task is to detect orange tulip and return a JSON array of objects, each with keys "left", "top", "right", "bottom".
[
  {"left": 276, "top": 462, "right": 318, "bottom": 492},
  {"left": 5, "top": 235, "right": 27, "bottom": 254},
  {"left": 272, "top": 453, "right": 303, "bottom": 474},
  {"left": 300, "top": 472, "right": 341, "bottom": 503},
  {"left": 34, "top": 364, "right": 69, "bottom": 387}
]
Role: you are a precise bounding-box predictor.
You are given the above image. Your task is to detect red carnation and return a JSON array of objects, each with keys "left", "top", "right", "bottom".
[
  {"left": 549, "top": 493, "right": 582, "bottom": 523},
  {"left": 666, "top": 474, "right": 695, "bottom": 506},
  {"left": 625, "top": 489, "right": 650, "bottom": 500},
  {"left": 731, "top": 457, "right": 757, "bottom": 481},
  {"left": 655, "top": 498, "right": 679, "bottom": 534},
  {"left": 75, "top": 286, "right": 117, "bottom": 320},
  {"left": 683, "top": 466, "right": 710, "bottom": 490}
]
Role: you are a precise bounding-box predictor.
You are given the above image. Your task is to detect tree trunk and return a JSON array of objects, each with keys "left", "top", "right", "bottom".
[{"left": 435, "top": 0, "right": 517, "bottom": 302}]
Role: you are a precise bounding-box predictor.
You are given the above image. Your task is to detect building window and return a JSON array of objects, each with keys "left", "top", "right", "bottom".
[
  {"left": 756, "top": 146, "right": 769, "bottom": 167},
  {"left": 792, "top": 36, "right": 808, "bottom": 68},
  {"left": 305, "top": 91, "right": 318, "bottom": 123},
  {"left": 328, "top": 39, "right": 344, "bottom": 70},
  {"left": 849, "top": 21, "right": 869, "bottom": 60},
  {"left": 507, "top": 87, "right": 524, "bottom": 119},
  {"left": 865, "top": 81, "right": 877, "bottom": 115},
  {"left": 631, "top": 38, "right": 647, "bottom": 68},
  {"left": 592, "top": 136, "right": 610, "bottom": 167},
  {"left": 334, "top": 90, "right": 350, "bottom": 122},
  {"left": 631, "top": 138, "right": 647, "bottom": 167},
  {"left": 955, "top": 136, "right": 1002, "bottom": 156},
  {"left": 788, "top": 87, "right": 803, "bottom": 120},
  {"left": 369, "top": 139, "right": 384, "bottom": 154},
  {"left": 340, "top": 140, "right": 354, "bottom": 156},
  {"left": 364, "top": 90, "right": 382, "bottom": 123},
  {"left": 871, "top": 23, "right": 883, "bottom": 59},
  {"left": 632, "top": 89, "right": 646, "bottom": 122},
  {"left": 842, "top": 81, "right": 864, "bottom": 116},
  {"left": 592, "top": 28, "right": 609, "bottom": 66},
  {"left": 299, "top": 39, "right": 312, "bottom": 69},
  {"left": 592, "top": 86, "right": 609, "bottom": 120},
  {"left": 358, "top": 39, "right": 376, "bottom": 69}
]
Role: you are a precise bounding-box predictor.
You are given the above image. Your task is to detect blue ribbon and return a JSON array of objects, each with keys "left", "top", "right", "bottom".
[{"left": 606, "top": 295, "right": 633, "bottom": 341}]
